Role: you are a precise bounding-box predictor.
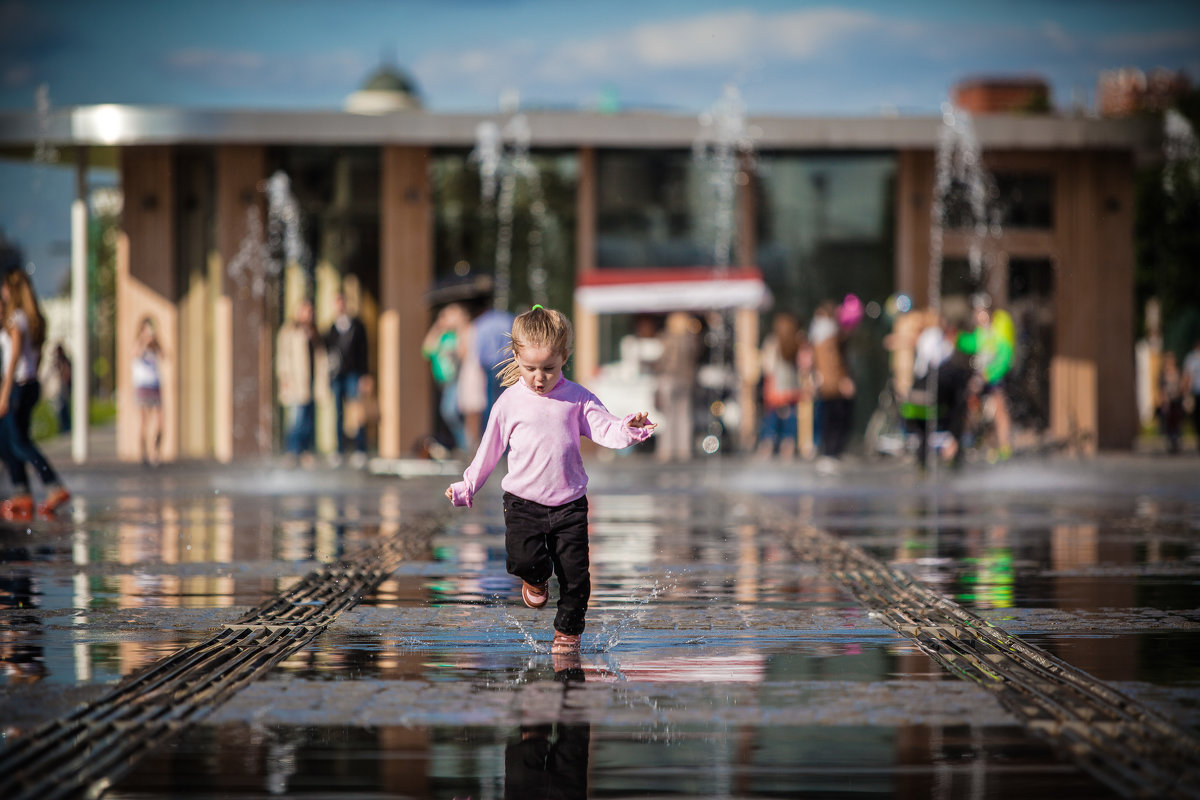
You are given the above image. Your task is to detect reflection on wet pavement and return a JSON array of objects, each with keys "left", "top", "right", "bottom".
[{"left": 1, "top": 457, "right": 1198, "bottom": 797}]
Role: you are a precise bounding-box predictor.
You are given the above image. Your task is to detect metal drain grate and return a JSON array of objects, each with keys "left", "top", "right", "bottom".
[
  {"left": 0, "top": 517, "right": 438, "bottom": 800},
  {"left": 769, "top": 513, "right": 1200, "bottom": 799}
]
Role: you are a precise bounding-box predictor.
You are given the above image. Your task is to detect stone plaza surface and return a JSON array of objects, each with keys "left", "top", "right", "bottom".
[{"left": 1, "top": 446, "right": 1198, "bottom": 798}]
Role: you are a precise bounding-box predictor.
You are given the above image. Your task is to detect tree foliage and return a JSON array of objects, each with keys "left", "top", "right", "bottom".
[{"left": 1135, "top": 89, "right": 1200, "bottom": 357}]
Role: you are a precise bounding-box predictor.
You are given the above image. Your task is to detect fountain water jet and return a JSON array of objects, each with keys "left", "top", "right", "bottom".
[
  {"left": 470, "top": 115, "right": 549, "bottom": 311},
  {"left": 925, "top": 102, "right": 1003, "bottom": 473}
]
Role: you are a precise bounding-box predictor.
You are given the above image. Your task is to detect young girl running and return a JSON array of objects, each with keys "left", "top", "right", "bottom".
[{"left": 445, "top": 305, "right": 656, "bottom": 653}]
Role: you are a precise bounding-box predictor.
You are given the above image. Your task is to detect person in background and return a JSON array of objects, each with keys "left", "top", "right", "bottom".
[
  {"left": 276, "top": 298, "right": 318, "bottom": 466},
  {"left": 1183, "top": 339, "right": 1200, "bottom": 454},
  {"left": 132, "top": 315, "right": 164, "bottom": 467},
  {"left": 0, "top": 269, "right": 70, "bottom": 517},
  {"left": 422, "top": 302, "right": 469, "bottom": 453},
  {"left": 325, "top": 291, "right": 369, "bottom": 465},
  {"left": 471, "top": 304, "right": 516, "bottom": 428},
  {"left": 51, "top": 343, "right": 71, "bottom": 436},
  {"left": 756, "top": 312, "right": 804, "bottom": 459},
  {"left": 905, "top": 307, "right": 970, "bottom": 469},
  {"left": 810, "top": 300, "right": 856, "bottom": 470},
  {"left": 958, "top": 302, "right": 1016, "bottom": 460},
  {"left": 1159, "top": 351, "right": 1185, "bottom": 455},
  {"left": 457, "top": 307, "right": 489, "bottom": 451}
]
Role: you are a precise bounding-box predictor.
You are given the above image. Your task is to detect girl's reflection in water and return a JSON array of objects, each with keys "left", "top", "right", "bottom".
[{"left": 504, "top": 657, "right": 590, "bottom": 800}]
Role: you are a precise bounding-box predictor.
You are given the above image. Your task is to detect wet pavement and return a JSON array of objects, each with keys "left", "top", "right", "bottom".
[{"left": 1, "top": 449, "right": 1198, "bottom": 798}]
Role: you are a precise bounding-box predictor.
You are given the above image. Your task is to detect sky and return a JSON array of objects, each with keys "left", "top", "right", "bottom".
[{"left": 2, "top": 0, "right": 1199, "bottom": 295}]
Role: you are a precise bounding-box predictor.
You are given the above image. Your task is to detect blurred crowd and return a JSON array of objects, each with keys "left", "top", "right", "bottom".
[{"left": 271, "top": 283, "right": 1199, "bottom": 468}]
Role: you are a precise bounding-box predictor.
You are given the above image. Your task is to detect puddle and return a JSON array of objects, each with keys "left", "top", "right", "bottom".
[{"left": 108, "top": 720, "right": 1119, "bottom": 799}]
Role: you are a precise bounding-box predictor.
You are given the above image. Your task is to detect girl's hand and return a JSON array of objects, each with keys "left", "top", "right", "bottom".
[
  {"left": 444, "top": 486, "right": 454, "bottom": 501},
  {"left": 627, "top": 411, "right": 657, "bottom": 430}
]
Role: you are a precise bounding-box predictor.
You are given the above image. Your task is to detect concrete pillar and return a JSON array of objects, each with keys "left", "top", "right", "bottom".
[
  {"left": 116, "top": 146, "right": 178, "bottom": 463},
  {"left": 70, "top": 147, "right": 89, "bottom": 463},
  {"left": 379, "top": 146, "right": 433, "bottom": 459},
  {"left": 214, "top": 146, "right": 269, "bottom": 461},
  {"left": 736, "top": 152, "right": 759, "bottom": 450},
  {"left": 734, "top": 307, "right": 759, "bottom": 450}
]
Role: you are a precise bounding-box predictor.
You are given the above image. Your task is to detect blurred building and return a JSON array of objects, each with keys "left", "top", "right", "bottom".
[
  {"left": 952, "top": 76, "right": 1051, "bottom": 114},
  {"left": 1098, "top": 68, "right": 1192, "bottom": 117},
  {"left": 0, "top": 71, "right": 1162, "bottom": 461}
]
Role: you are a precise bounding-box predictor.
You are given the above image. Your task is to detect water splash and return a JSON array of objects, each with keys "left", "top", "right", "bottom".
[
  {"left": 470, "top": 114, "right": 549, "bottom": 310},
  {"left": 595, "top": 571, "right": 678, "bottom": 652},
  {"left": 32, "top": 84, "right": 59, "bottom": 167},
  {"left": 692, "top": 86, "right": 758, "bottom": 454},
  {"left": 226, "top": 206, "right": 273, "bottom": 300},
  {"left": 1163, "top": 108, "right": 1199, "bottom": 199},
  {"left": 265, "top": 171, "right": 307, "bottom": 271},
  {"left": 693, "top": 84, "right": 756, "bottom": 270},
  {"left": 929, "top": 102, "right": 1000, "bottom": 310}
]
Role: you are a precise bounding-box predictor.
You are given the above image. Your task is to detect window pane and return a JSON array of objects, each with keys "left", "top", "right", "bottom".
[
  {"left": 595, "top": 150, "right": 722, "bottom": 268},
  {"left": 431, "top": 150, "right": 577, "bottom": 314},
  {"left": 755, "top": 153, "right": 896, "bottom": 435}
]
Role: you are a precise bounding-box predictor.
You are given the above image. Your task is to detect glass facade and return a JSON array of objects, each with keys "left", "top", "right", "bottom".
[
  {"left": 595, "top": 150, "right": 726, "bottom": 269},
  {"left": 945, "top": 172, "right": 1054, "bottom": 230},
  {"left": 755, "top": 153, "right": 897, "bottom": 432},
  {"left": 431, "top": 150, "right": 577, "bottom": 315},
  {"left": 993, "top": 173, "right": 1054, "bottom": 229},
  {"left": 270, "top": 146, "right": 382, "bottom": 301}
]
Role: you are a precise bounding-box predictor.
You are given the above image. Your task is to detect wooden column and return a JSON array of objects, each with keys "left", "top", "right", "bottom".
[
  {"left": 379, "top": 146, "right": 433, "bottom": 459},
  {"left": 573, "top": 146, "right": 599, "bottom": 385},
  {"left": 895, "top": 150, "right": 934, "bottom": 305},
  {"left": 1051, "top": 152, "right": 1098, "bottom": 453},
  {"left": 214, "top": 146, "right": 268, "bottom": 461},
  {"left": 116, "top": 146, "right": 178, "bottom": 463},
  {"left": 1093, "top": 151, "right": 1137, "bottom": 449}
]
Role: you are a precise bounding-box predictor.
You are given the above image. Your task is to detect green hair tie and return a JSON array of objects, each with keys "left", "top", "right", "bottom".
[{"left": 532, "top": 304, "right": 544, "bottom": 311}]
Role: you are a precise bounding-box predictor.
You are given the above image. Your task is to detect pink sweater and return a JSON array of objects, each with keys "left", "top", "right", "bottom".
[{"left": 449, "top": 376, "right": 652, "bottom": 508}]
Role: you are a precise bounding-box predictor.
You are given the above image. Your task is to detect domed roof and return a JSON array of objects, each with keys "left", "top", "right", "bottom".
[
  {"left": 361, "top": 64, "right": 420, "bottom": 95},
  {"left": 346, "top": 63, "right": 422, "bottom": 114}
]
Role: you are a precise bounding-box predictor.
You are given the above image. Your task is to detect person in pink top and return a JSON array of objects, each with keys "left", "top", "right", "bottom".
[{"left": 446, "top": 305, "right": 656, "bottom": 654}]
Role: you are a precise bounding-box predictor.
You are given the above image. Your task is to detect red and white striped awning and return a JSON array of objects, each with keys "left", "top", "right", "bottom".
[{"left": 575, "top": 266, "right": 772, "bottom": 314}]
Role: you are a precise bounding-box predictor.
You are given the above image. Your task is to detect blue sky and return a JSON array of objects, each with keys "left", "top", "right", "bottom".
[
  {"left": 2, "top": 0, "right": 1199, "bottom": 297},
  {"left": 3, "top": 0, "right": 1198, "bottom": 115}
]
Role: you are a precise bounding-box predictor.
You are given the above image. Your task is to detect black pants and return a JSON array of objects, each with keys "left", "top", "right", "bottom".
[
  {"left": 503, "top": 491, "right": 590, "bottom": 636},
  {"left": 1, "top": 380, "right": 60, "bottom": 492},
  {"left": 817, "top": 396, "right": 854, "bottom": 457}
]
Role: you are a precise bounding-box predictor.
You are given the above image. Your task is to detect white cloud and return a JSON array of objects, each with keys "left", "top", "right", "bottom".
[{"left": 418, "top": 6, "right": 885, "bottom": 91}]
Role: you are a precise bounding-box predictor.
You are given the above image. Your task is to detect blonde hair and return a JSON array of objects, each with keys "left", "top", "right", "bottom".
[
  {"left": 4, "top": 269, "right": 45, "bottom": 351},
  {"left": 497, "top": 305, "right": 573, "bottom": 387}
]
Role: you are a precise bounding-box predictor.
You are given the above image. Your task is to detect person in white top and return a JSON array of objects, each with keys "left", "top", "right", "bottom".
[
  {"left": 133, "top": 316, "right": 165, "bottom": 466},
  {"left": 0, "top": 268, "right": 69, "bottom": 518}
]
